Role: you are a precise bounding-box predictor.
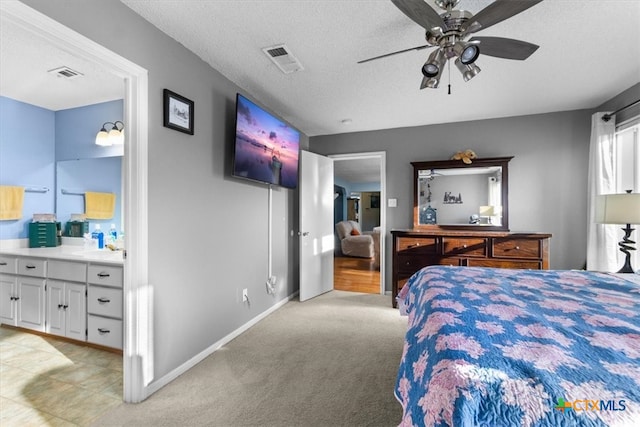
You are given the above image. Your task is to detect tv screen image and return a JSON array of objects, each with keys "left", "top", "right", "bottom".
[{"left": 233, "top": 94, "right": 300, "bottom": 189}]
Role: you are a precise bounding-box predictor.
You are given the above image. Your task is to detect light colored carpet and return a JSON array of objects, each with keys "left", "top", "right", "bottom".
[{"left": 93, "top": 291, "right": 408, "bottom": 427}]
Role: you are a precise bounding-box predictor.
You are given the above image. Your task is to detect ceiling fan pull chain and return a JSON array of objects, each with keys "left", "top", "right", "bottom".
[{"left": 448, "top": 60, "right": 452, "bottom": 95}]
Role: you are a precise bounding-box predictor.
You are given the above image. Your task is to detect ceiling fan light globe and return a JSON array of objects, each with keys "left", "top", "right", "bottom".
[
  {"left": 422, "top": 63, "right": 440, "bottom": 78},
  {"left": 453, "top": 41, "right": 480, "bottom": 65},
  {"left": 461, "top": 45, "right": 479, "bottom": 64}
]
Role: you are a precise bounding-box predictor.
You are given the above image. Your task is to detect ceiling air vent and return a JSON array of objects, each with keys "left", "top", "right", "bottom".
[
  {"left": 47, "top": 66, "right": 84, "bottom": 79},
  {"left": 262, "top": 44, "right": 304, "bottom": 74}
]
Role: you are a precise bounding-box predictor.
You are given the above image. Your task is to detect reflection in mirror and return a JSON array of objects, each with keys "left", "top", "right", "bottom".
[
  {"left": 412, "top": 157, "right": 512, "bottom": 231},
  {"left": 56, "top": 157, "right": 123, "bottom": 234},
  {"left": 417, "top": 167, "right": 502, "bottom": 226}
]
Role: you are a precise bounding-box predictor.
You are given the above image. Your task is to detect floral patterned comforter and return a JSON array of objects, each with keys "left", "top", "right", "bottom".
[{"left": 394, "top": 266, "right": 640, "bottom": 427}]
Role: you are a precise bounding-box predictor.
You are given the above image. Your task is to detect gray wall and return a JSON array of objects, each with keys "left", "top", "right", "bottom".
[
  {"left": 23, "top": 0, "right": 305, "bottom": 382},
  {"left": 311, "top": 83, "right": 640, "bottom": 291},
  {"left": 312, "top": 110, "right": 591, "bottom": 288}
]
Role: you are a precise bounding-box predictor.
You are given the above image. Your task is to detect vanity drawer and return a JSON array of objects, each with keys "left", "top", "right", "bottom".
[
  {"left": 442, "top": 238, "right": 487, "bottom": 257},
  {"left": 88, "top": 265, "right": 123, "bottom": 288},
  {"left": 88, "top": 315, "right": 122, "bottom": 350},
  {"left": 48, "top": 260, "right": 87, "bottom": 282},
  {"left": 0, "top": 256, "right": 16, "bottom": 274},
  {"left": 396, "top": 237, "right": 438, "bottom": 254},
  {"left": 88, "top": 286, "right": 123, "bottom": 319},
  {"left": 492, "top": 238, "right": 541, "bottom": 259},
  {"left": 17, "top": 258, "right": 47, "bottom": 278}
]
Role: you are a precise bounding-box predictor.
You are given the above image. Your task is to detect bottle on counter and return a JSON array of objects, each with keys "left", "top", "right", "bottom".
[
  {"left": 91, "top": 224, "right": 104, "bottom": 249},
  {"left": 109, "top": 224, "right": 118, "bottom": 244}
]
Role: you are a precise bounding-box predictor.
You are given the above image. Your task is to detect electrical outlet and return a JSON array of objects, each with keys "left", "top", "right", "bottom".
[{"left": 242, "top": 288, "right": 248, "bottom": 302}]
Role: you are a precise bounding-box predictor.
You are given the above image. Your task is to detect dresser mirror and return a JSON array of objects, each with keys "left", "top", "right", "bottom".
[{"left": 411, "top": 157, "right": 512, "bottom": 231}]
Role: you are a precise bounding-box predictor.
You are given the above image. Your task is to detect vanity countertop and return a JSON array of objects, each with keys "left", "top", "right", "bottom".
[{"left": 0, "top": 245, "right": 124, "bottom": 266}]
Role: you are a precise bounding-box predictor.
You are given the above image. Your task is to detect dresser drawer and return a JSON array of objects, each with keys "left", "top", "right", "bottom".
[
  {"left": 17, "top": 258, "right": 47, "bottom": 278},
  {"left": 88, "top": 286, "right": 123, "bottom": 319},
  {"left": 397, "top": 237, "right": 437, "bottom": 254},
  {"left": 48, "top": 260, "right": 87, "bottom": 282},
  {"left": 467, "top": 259, "right": 542, "bottom": 269},
  {"left": 87, "top": 315, "right": 123, "bottom": 350},
  {"left": 492, "top": 238, "right": 541, "bottom": 259},
  {"left": 442, "top": 238, "right": 487, "bottom": 257},
  {"left": 0, "top": 255, "right": 16, "bottom": 274},
  {"left": 88, "top": 265, "right": 123, "bottom": 288},
  {"left": 397, "top": 254, "right": 435, "bottom": 275}
]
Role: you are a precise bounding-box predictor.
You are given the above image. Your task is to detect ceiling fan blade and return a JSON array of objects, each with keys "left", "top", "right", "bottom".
[
  {"left": 391, "top": 0, "right": 445, "bottom": 30},
  {"left": 461, "top": 0, "right": 543, "bottom": 35},
  {"left": 358, "top": 44, "right": 432, "bottom": 64},
  {"left": 470, "top": 36, "right": 539, "bottom": 60}
]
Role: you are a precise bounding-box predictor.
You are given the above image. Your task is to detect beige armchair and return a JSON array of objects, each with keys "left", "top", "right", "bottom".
[
  {"left": 372, "top": 227, "right": 381, "bottom": 269},
  {"left": 335, "top": 220, "right": 374, "bottom": 258}
]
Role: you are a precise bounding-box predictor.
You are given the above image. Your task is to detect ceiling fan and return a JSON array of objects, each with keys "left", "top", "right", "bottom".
[{"left": 359, "top": 0, "right": 543, "bottom": 90}]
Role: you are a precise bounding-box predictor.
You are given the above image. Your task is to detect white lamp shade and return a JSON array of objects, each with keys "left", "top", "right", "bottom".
[
  {"left": 108, "top": 128, "right": 124, "bottom": 145},
  {"left": 479, "top": 205, "right": 495, "bottom": 216},
  {"left": 95, "top": 130, "right": 111, "bottom": 146},
  {"left": 595, "top": 193, "right": 640, "bottom": 224}
]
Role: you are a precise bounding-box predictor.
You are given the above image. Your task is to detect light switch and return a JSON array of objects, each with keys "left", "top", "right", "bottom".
[{"left": 388, "top": 198, "right": 397, "bottom": 208}]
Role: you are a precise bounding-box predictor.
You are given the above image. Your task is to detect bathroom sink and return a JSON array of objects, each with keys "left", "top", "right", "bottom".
[{"left": 72, "top": 249, "right": 123, "bottom": 261}]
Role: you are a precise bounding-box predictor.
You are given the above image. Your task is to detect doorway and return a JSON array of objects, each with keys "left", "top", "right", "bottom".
[
  {"left": 1, "top": 2, "right": 150, "bottom": 403},
  {"left": 329, "top": 152, "right": 386, "bottom": 295}
]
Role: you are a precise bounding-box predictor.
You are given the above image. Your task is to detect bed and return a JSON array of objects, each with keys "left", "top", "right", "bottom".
[{"left": 394, "top": 266, "right": 640, "bottom": 427}]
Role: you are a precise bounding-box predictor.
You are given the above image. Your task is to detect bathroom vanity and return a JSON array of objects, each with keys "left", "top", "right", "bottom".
[{"left": 0, "top": 245, "right": 124, "bottom": 351}]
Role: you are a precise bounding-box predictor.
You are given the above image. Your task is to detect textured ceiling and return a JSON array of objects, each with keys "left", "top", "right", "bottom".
[
  {"left": 121, "top": 0, "right": 640, "bottom": 136},
  {"left": 0, "top": 14, "right": 124, "bottom": 111}
]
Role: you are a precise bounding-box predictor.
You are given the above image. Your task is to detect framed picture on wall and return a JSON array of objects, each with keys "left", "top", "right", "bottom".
[
  {"left": 163, "top": 89, "right": 194, "bottom": 135},
  {"left": 370, "top": 194, "right": 380, "bottom": 209}
]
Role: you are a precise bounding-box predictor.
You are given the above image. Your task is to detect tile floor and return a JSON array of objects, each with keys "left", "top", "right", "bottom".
[{"left": 0, "top": 326, "right": 122, "bottom": 426}]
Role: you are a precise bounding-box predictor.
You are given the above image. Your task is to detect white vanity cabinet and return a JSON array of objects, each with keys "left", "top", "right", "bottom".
[
  {"left": 1, "top": 255, "right": 48, "bottom": 330},
  {"left": 0, "top": 248, "right": 124, "bottom": 350},
  {"left": 46, "top": 260, "right": 87, "bottom": 341},
  {"left": 87, "top": 264, "right": 123, "bottom": 350},
  {"left": 0, "top": 255, "right": 18, "bottom": 325}
]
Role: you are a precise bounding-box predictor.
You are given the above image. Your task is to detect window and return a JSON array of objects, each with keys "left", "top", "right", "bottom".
[{"left": 613, "top": 120, "right": 640, "bottom": 269}]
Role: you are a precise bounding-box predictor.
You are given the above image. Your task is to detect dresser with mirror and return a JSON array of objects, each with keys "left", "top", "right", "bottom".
[{"left": 391, "top": 156, "right": 551, "bottom": 307}]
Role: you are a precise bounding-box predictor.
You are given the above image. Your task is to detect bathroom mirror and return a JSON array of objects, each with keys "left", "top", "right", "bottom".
[
  {"left": 411, "top": 157, "right": 512, "bottom": 231},
  {"left": 55, "top": 156, "right": 123, "bottom": 233}
]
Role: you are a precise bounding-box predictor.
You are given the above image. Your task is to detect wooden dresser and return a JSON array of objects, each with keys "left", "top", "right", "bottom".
[{"left": 391, "top": 229, "right": 551, "bottom": 307}]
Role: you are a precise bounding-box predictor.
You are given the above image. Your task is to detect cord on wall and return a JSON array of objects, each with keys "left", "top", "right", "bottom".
[{"left": 266, "top": 186, "right": 276, "bottom": 295}]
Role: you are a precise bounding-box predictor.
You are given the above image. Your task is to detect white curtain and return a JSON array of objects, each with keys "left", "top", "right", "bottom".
[{"left": 586, "top": 112, "right": 619, "bottom": 272}]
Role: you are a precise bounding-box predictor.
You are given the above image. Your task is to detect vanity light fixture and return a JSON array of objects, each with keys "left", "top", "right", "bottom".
[{"left": 95, "top": 121, "right": 124, "bottom": 146}]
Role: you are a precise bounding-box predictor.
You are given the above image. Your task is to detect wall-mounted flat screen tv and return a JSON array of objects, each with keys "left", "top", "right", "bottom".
[{"left": 232, "top": 93, "right": 300, "bottom": 189}]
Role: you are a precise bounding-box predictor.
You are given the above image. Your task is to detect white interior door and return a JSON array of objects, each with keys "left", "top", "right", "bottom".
[{"left": 299, "top": 151, "right": 334, "bottom": 301}]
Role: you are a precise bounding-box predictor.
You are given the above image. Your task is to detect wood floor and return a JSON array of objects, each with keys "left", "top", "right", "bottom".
[{"left": 334, "top": 255, "right": 381, "bottom": 294}]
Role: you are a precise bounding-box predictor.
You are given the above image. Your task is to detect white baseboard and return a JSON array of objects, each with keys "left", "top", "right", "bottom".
[{"left": 144, "top": 291, "right": 298, "bottom": 398}]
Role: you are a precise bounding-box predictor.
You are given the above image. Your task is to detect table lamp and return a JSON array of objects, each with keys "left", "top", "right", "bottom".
[
  {"left": 595, "top": 190, "right": 640, "bottom": 273},
  {"left": 479, "top": 205, "right": 499, "bottom": 224}
]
